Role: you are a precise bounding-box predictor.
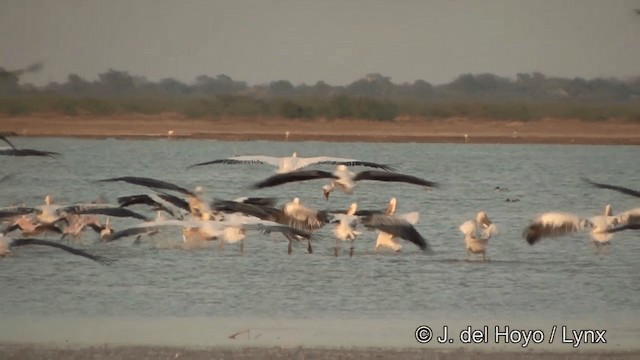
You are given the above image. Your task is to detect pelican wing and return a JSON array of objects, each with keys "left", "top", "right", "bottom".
[
  {"left": 480, "top": 223, "right": 498, "bottom": 240},
  {"left": 295, "top": 156, "right": 395, "bottom": 171},
  {"left": 361, "top": 214, "right": 431, "bottom": 252},
  {"left": 105, "top": 219, "right": 187, "bottom": 242},
  {"left": 583, "top": 178, "right": 640, "bottom": 198},
  {"left": 0, "top": 207, "right": 38, "bottom": 220},
  {"left": 117, "top": 193, "right": 189, "bottom": 217},
  {"left": 251, "top": 170, "right": 337, "bottom": 189},
  {"left": 188, "top": 155, "right": 281, "bottom": 168},
  {"left": 97, "top": 176, "right": 195, "bottom": 196},
  {"left": 523, "top": 212, "right": 586, "bottom": 245},
  {"left": 9, "top": 238, "right": 113, "bottom": 265},
  {"left": 232, "top": 197, "right": 278, "bottom": 207},
  {"left": 67, "top": 207, "right": 151, "bottom": 221},
  {"left": 0, "top": 135, "right": 17, "bottom": 149},
  {"left": 353, "top": 171, "right": 439, "bottom": 188},
  {"left": 601, "top": 223, "right": 640, "bottom": 233},
  {"left": 0, "top": 148, "right": 60, "bottom": 157},
  {"left": 459, "top": 220, "right": 477, "bottom": 237}
]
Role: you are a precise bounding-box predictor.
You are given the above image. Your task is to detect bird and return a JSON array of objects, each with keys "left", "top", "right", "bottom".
[
  {"left": 0, "top": 234, "right": 113, "bottom": 264},
  {"left": 523, "top": 205, "right": 618, "bottom": 246},
  {"left": 187, "top": 152, "right": 395, "bottom": 173},
  {"left": 211, "top": 198, "right": 329, "bottom": 254},
  {"left": 250, "top": 165, "right": 438, "bottom": 200},
  {"left": 597, "top": 208, "right": 640, "bottom": 234},
  {"left": 329, "top": 202, "right": 362, "bottom": 257},
  {"left": 0, "top": 135, "right": 60, "bottom": 157},
  {"left": 459, "top": 211, "right": 498, "bottom": 261}
]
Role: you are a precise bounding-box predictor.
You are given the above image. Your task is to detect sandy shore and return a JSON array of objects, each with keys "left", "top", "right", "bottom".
[
  {"left": 1, "top": 114, "right": 639, "bottom": 144},
  {"left": 1, "top": 343, "right": 638, "bottom": 359}
]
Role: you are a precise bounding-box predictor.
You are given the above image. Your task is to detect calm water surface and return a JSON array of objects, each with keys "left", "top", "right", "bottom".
[{"left": 0, "top": 138, "right": 638, "bottom": 348}]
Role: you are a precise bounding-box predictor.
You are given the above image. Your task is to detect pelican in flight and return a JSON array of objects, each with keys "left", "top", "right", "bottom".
[
  {"left": 363, "top": 198, "right": 431, "bottom": 253},
  {"left": 188, "top": 152, "right": 395, "bottom": 173},
  {"left": 330, "top": 203, "right": 361, "bottom": 257},
  {"left": 0, "top": 234, "right": 113, "bottom": 264},
  {"left": 523, "top": 205, "right": 618, "bottom": 246},
  {"left": 0, "top": 135, "right": 60, "bottom": 157},
  {"left": 582, "top": 178, "right": 640, "bottom": 198},
  {"left": 251, "top": 165, "right": 438, "bottom": 200},
  {"left": 459, "top": 211, "right": 497, "bottom": 261}
]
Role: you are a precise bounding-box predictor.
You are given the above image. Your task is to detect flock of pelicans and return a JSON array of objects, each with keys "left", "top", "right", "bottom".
[{"left": 0, "top": 134, "right": 638, "bottom": 266}]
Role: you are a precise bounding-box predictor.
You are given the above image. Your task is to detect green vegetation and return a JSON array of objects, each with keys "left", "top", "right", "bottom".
[{"left": 1, "top": 65, "right": 639, "bottom": 121}]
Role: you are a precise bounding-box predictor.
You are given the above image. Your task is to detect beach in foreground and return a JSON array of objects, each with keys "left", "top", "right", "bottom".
[{"left": 1, "top": 114, "right": 639, "bottom": 144}]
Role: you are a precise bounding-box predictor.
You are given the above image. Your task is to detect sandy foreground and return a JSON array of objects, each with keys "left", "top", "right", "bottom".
[{"left": 1, "top": 114, "right": 639, "bottom": 144}]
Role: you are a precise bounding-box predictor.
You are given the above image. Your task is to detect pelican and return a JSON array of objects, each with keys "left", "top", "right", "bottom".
[
  {"left": 0, "top": 135, "right": 60, "bottom": 157},
  {"left": 188, "top": 152, "right": 395, "bottom": 173},
  {"left": 250, "top": 165, "right": 438, "bottom": 200},
  {"left": 459, "top": 211, "right": 498, "bottom": 261},
  {"left": 211, "top": 198, "right": 328, "bottom": 254},
  {"left": 3, "top": 214, "right": 63, "bottom": 237},
  {"left": 523, "top": 205, "right": 618, "bottom": 246},
  {"left": 598, "top": 208, "right": 640, "bottom": 234},
  {"left": 330, "top": 202, "right": 361, "bottom": 257},
  {"left": 0, "top": 234, "right": 112, "bottom": 264}
]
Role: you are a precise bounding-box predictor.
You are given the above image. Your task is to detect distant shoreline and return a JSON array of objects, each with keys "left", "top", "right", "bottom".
[{"left": 1, "top": 114, "right": 639, "bottom": 145}]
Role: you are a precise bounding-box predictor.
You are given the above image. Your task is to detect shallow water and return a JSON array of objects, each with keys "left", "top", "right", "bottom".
[{"left": 0, "top": 138, "right": 639, "bottom": 349}]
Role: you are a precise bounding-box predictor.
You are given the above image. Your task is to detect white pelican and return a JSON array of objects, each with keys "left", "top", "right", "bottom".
[
  {"left": 459, "top": 211, "right": 498, "bottom": 261},
  {"left": 330, "top": 202, "right": 361, "bottom": 257},
  {"left": 3, "top": 214, "right": 63, "bottom": 237},
  {"left": 523, "top": 205, "right": 618, "bottom": 246},
  {"left": 0, "top": 233, "right": 112, "bottom": 264},
  {"left": 211, "top": 197, "right": 328, "bottom": 254},
  {"left": 0, "top": 135, "right": 60, "bottom": 157},
  {"left": 599, "top": 207, "right": 640, "bottom": 234},
  {"left": 61, "top": 215, "right": 113, "bottom": 241},
  {"left": 250, "top": 165, "right": 438, "bottom": 200},
  {"left": 188, "top": 152, "right": 395, "bottom": 173}
]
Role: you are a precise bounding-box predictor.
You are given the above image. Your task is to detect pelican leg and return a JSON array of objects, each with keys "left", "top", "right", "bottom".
[
  {"left": 217, "top": 239, "right": 224, "bottom": 254},
  {"left": 307, "top": 239, "right": 313, "bottom": 254},
  {"left": 334, "top": 239, "right": 339, "bottom": 257},
  {"left": 288, "top": 240, "right": 293, "bottom": 255},
  {"left": 349, "top": 240, "right": 355, "bottom": 258}
]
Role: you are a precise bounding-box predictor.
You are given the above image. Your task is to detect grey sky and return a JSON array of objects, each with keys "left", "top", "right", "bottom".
[{"left": 2, "top": 0, "right": 639, "bottom": 86}]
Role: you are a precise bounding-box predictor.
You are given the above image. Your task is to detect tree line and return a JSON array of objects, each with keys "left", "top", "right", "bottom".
[{"left": 1, "top": 64, "right": 639, "bottom": 121}]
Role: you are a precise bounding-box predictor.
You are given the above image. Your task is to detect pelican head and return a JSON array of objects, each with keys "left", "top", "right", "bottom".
[
  {"left": 194, "top": 186, "right": 204, "bottom": 194},
  {"left": 386, "top": 197, "right": 397, "bottom": 215},
  {"left": 322, "top": 184, "right": 333, "bottom": 200},
  {"left": 604, "top": 204, "right": 612, "bottom": 216},
  {"left": 347, "top": 203, "right": 358, "bottom": 216},
  {"left": 476, "top": 211, "right": 492, "bottom": 228},
  {"left": 292, "top": 152, "right": 298, "bottom": 158},
  {"left": 336, "top": 164, "right": 348, "bottom": 172},
  {"left": 44, "top": 194, "right": 52, "bottom": 205}
]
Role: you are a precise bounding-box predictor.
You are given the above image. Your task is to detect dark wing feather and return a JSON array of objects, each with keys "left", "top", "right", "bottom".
[
  {"left": 105, "top": 225, "right": 166, "bottom": 242},
  {"left": 361, "top": 215, "right": 430, "bottom": 252},
  {"left": 0, "top": 207, "right": 37, "bottom": 220},
  {"left": 602, "top": 223, "right": 640, "bottom": 233},
  {"left": 313, "top": 160, "right": 395, "bottom": 172},
  {"left": 9, "top": 238, "right": 113, "bottom": 265},
  {"left": 0, "top": 135, "right": 17, "bottom": 149},
  {"left": 353, "top": 171, "right": 439, "bottom": 188},
  {"left": 97, "top": 176, "right": 195, "bottom": 196},
  {"left": 243, "top": 224, "right": 314, "bottom": 240},
  {"left": 582, "top": 178, "right": 640, "bottom": 198},
  {"left": 71, "top": 207, "right": 151, "bottom": 221},
  {"left": 251, "top": 170, "right": 337, "bottom": 189},
  {"left": 188, "top": 159, "right": 267, "bottom": 168}
]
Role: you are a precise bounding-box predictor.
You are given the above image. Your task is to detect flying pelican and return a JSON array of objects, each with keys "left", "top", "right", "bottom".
[
  {"left": 523, "top": 205, "right": 618, "bottom": 246},
  {"left": 211, "top": 198, "right": 328, "bottom": 254},
  {"left": 459, "top": 211, "right": 498, "bottom": 261},
  {"left": 0, "top": 135, "right": 60, "bottom": 157},
  {"left": 330, "top": 202, "right": 361, "bottom": 257},
  {"left": 250, "top": 165, "right": 439, "bottom": 200},
  {"left": 0, "top": 234, "right": 112, "bottom": 264},
  {"left": 3, "top": 214, "right": 63, "bottom": 237},
  {"left": 187, "top": 152, "right": 395, "bottom": 173},
  {"left": 597, "top": 207, "right": 640, "bottom": 234}
]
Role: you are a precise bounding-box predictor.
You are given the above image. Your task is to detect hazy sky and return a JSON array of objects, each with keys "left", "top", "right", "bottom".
[{"left": 2, "top": 0, "right": 639, "bottom": 86}]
